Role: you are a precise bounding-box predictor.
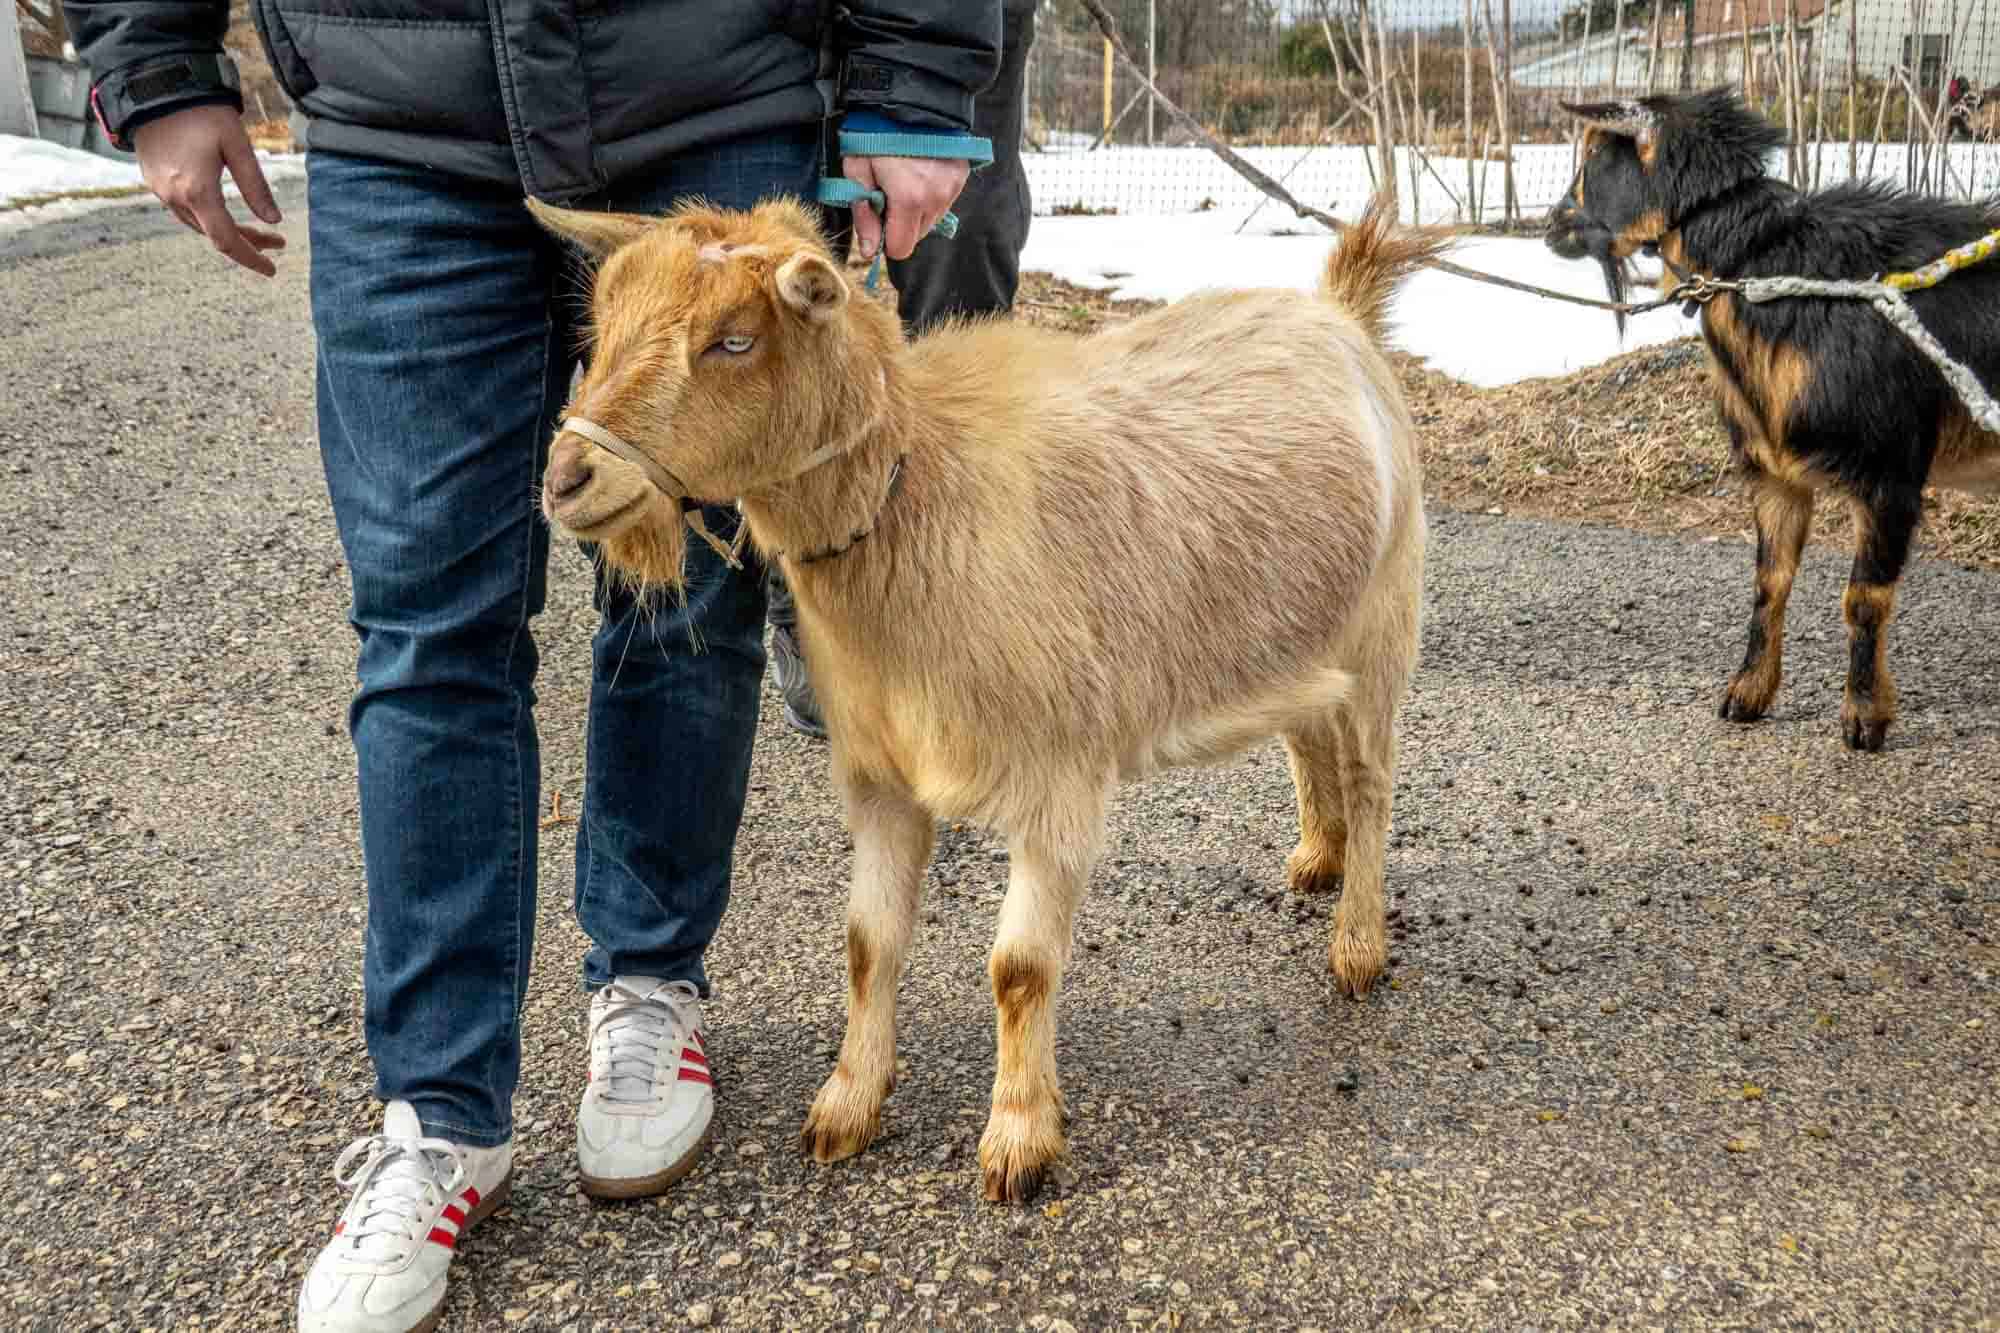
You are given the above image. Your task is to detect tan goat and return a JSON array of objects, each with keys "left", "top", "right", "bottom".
[{"left": 528, "top": 191, "right": 1445, "bottom": 1203}]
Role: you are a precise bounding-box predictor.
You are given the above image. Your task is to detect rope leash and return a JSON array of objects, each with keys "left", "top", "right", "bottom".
[
  {"left": 1880, "top": 227, "right": 2000, "bottom": 292},
  {"left": 1739, "top": 276, "right": 2000, "bottom": 434},
  {"left": 1658, "top": 227, "right": 2000, "bottom": 434}
]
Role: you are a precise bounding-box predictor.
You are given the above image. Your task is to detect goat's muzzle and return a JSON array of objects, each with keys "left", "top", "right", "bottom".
[
  {"left": 540, "top": 427, "right": 654, "bottom": 540},
  {"left": 545, "top": 449, "right": 594, "bottom": 501},
  {"left": 1543, "top": 195, "right": 1593, "bottom": 261},
  {"left": 1544, "top": 196, "right": 1633, "bottom": 334}
]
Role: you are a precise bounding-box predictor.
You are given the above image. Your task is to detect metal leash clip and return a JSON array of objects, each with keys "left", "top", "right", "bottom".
[{"left": 1668, "top": 271, "right": 1739, "bottom": 317}]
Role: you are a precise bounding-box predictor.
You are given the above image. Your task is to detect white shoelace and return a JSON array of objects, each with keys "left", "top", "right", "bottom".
[
  {"left": 591, "top": 978, "right": 700, "bottom": 1106},
  {"left": 330, "top": 1132, "right": 468, "bottom": 1263}
]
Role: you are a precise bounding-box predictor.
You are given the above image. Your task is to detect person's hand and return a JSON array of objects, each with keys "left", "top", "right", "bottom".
[
  {"left": 841, "top": 154, "right": 970, "bottom": 262},
  {"left": 131, "top": 104, "right": 286, "bottom": 277}
]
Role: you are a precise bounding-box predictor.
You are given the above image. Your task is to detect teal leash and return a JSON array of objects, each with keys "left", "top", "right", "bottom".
[{"left": 816, "top": 125, "right": 994, "bottom": 291}]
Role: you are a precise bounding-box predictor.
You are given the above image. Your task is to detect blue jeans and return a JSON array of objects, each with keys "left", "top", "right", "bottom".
[{"left": 306, "top": 127, "right": 826, "bottom": 1148}]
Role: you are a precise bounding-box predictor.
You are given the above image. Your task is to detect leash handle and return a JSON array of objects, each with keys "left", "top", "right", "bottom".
[
  {"left": 816, "top": 177, "right": 961, "bottom": 240},
  {"left": 816, "top": 124, "right": 993, "bottom": 288}
]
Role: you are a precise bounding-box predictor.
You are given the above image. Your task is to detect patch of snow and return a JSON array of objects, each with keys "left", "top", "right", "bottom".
[
  {"left": 1018, "top": 211, "right": 1692, "bottom": 388},
  {"left": 0, "top": 133, "right": 305, "bottom": 230},
  {"left": 0, "top": 133, "right": 145, "bottom": 202}
]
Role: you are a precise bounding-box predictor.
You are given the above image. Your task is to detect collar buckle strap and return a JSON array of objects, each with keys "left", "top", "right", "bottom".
[
  {"left": 770, "top": 454, "right": 908, "bottom": 567},
  {"left": 557, "top": 410, "right": 886, "bottom": 573},
  {"left": 1642, "top": 243, "right": 1739, "bottom": 318}
]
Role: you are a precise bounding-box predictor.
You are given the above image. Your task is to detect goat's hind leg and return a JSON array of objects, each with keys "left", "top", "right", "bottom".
[
  {"left": 1331, "top": 701, "right": 1398, "bottom": 999},
  {"left": 1289, "top": 572, "right": 1415, "bottom": 1001},
  {"left": 801, "top": 775, "right": 935, "bottom": 1163},
  {"left": 979, "top": 780, "right": 1108, "bottom": 1204},
  {"left": 1840, "top": 485, "right": 1921, "bottom": 752},
  {"left": 1721, "top": 476, "right": 1815, "bottom": 723},
  {"left": 1283, "top": 721, "right": 1348, "bottom": 895},
  {"left": 1285, "top": 695, "right": 1398, "bottom": 1000}
]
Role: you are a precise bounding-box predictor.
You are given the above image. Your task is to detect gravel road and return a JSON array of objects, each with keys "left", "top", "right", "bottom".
[{"left": 3, "top": 185, "right": 1997, "bottom": 1331}]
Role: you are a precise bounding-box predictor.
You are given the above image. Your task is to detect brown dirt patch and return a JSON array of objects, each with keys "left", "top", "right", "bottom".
[{"left": 994, "top": 270, "right": 2000, "bottom": 574}]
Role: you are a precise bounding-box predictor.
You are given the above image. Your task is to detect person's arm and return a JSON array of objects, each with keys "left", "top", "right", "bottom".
[
  {"left": 833, "top": 1, "right": 1002, "bottom": 263},
  {"left": 66, "top": 0, "right": 236, "bottom": 145},
  {"left": 60, "top": 0, "right": 285, "bottom": 276},
  {"left": 833, "top": 0, "right": 1001, "bottom": 133}
]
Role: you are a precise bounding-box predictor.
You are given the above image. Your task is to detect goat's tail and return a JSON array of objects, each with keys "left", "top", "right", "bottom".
[{"left": 1318, "top": 191, "right": 1454, "bottom": 344}]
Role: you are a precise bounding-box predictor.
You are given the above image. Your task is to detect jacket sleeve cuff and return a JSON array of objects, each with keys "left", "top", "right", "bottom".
[
  {"left": 90, "top": 51, "right": 243, "bottom": 150},
  {"left": 838, "top": 110, "right": 954, "bottom": 137},
  {"left": 835, "top": 56, "right": 982, "bottom": 134}
]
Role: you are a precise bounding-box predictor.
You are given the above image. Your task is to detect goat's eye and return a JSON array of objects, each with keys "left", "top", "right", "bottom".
[{"left": 719, "top": 334, "right": 754, "bottom": 355}]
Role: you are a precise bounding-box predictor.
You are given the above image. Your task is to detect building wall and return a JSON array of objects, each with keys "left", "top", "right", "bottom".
[{"left": 1512, "top": 0, "right": 2000, "bottom": 95}]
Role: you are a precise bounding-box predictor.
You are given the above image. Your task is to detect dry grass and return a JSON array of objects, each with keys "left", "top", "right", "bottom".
[
  {"left": 987, "top": 269, "right": 2000, "bottom": 573},
  {"left": 0, "top": 184, "right": 152, "bottom": 214}
]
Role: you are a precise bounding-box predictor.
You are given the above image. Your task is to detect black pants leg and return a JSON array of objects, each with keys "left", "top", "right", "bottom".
[
  {"left": 883, "top": 0, "right": 1036, "bottom": 334},
  {"left": 766, "top": 2, "right": 1036, "bottom": 731}
]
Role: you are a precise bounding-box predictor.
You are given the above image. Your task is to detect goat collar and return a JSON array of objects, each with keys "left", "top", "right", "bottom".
[
  {"left": 556, "top": 401, "right": 879, "bottom": 571},
  {"left": 1641, "top": 175, "right": 1789, "bottom": 316},
  {"left": 1645, "top": 243, "right": 1709, "bottom": 318},
  {"left": 764, "top": 453, "right": 908, "bottom": 568},
  {"left": 558, "top": 369, "right": 889, "bottom": 503},
  {"left": 558, "top": 416, "right": 853, "bottom": 506}
]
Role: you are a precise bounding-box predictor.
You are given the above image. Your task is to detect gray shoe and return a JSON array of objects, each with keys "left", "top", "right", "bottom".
[{"left": 769, "top": 621, "right": 828, "bottom": 741}]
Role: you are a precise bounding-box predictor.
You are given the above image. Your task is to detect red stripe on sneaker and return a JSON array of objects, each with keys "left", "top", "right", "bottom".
[
  {"left": 462, "top": 1186, "right": 482, "bottom": 1207},
  {"left": 442, "top": 1203, "right": 467, "bottom": 1226},
  {"left": 678, "top": 1067, "right": 713, "bottom": 1085},
  {"left": 427, "top": 1227, "right": 457, "bottom": 1249},
  {"left": 682, "top": 1048, "right": 708, "bottom": 1068},
  {"left": 333, "top": 1221, "right": 344, "bottom": 1236}
]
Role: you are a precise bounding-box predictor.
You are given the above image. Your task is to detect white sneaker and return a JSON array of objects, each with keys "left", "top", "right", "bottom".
[
  {"left": 576, "top": 975, "right": 716, "bottom": 1198},
  {"left": 296, "top": 1100, "right": 513, "bottom": 1333}
]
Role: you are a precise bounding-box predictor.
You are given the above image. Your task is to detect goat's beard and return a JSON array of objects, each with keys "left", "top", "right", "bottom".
[
  {"left": 1591, "top": 243, "right": 1635, "bottom": 338},
  {"left": 595, "top": 495, "right": 692, "bottom": 605}
]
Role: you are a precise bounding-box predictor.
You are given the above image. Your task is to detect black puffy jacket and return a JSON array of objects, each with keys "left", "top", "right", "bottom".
[{"left": 61, "top": 0, "right": 1001, "bottom": 202}]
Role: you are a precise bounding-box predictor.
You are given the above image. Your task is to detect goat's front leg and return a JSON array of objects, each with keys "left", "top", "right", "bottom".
[
  {"left": 1721, "top": 476, "right": 1815, "bottom": 723},
  {"left": 801, "top": 777, "right": 934, "bottom": 1163},
  {"left": 979, "top": 789, "right": 1107, "bottom": 1204},
  {"left": 1840, "top": 485, "right": 1922, "bottom": 752}
]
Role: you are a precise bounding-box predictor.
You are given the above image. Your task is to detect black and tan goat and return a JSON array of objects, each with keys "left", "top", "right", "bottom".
[{"left": 1545, "top": 88, "right": 2000, "bottom": 752}]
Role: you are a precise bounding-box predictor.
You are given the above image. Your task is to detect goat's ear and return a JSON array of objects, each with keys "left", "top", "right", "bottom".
[
  {"left": 1560, "top": 97, "right": 1664, "bottom": 145},
  {"left": 774, "top": 251, "right": 848, "bottom": 323},
  {"left": 524, "top": 197, "right": 656, "bottom": 261}
]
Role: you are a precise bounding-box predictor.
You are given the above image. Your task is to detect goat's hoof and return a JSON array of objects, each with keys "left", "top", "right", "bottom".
[
  {"left": 982, "top": 1157, "right": 1046, "bottom": 1205},
  {"left": 1328, "top": 931, "right": 1385, "bottom": 999},
  {"left": 1842, "top": 713, "right": 1891, "bottom": 752},
  {"left": 978, "top": 1103, "right": 1066, "bottom": 1205},
  {"left": 1718, "top": 679, "right": 1772, "bottom": 723},
  {"left": 1285, "top": 840, "right": 1346, "bottom": 895},
  {"left": 799, "top": 1071, "right": 884, "bottom": 1164}
]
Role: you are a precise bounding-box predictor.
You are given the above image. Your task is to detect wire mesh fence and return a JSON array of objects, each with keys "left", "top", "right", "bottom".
[
  {"left": 15, "top": 0, "right": 1998, "bottom": 226},
  {"left": 1021, "top": 0, "right": 2000, "bottom": 227}
]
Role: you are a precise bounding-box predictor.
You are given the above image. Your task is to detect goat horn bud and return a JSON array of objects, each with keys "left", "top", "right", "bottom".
[{"left": 1560, "top": 98, "right": 1662, "bottom": 142}]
